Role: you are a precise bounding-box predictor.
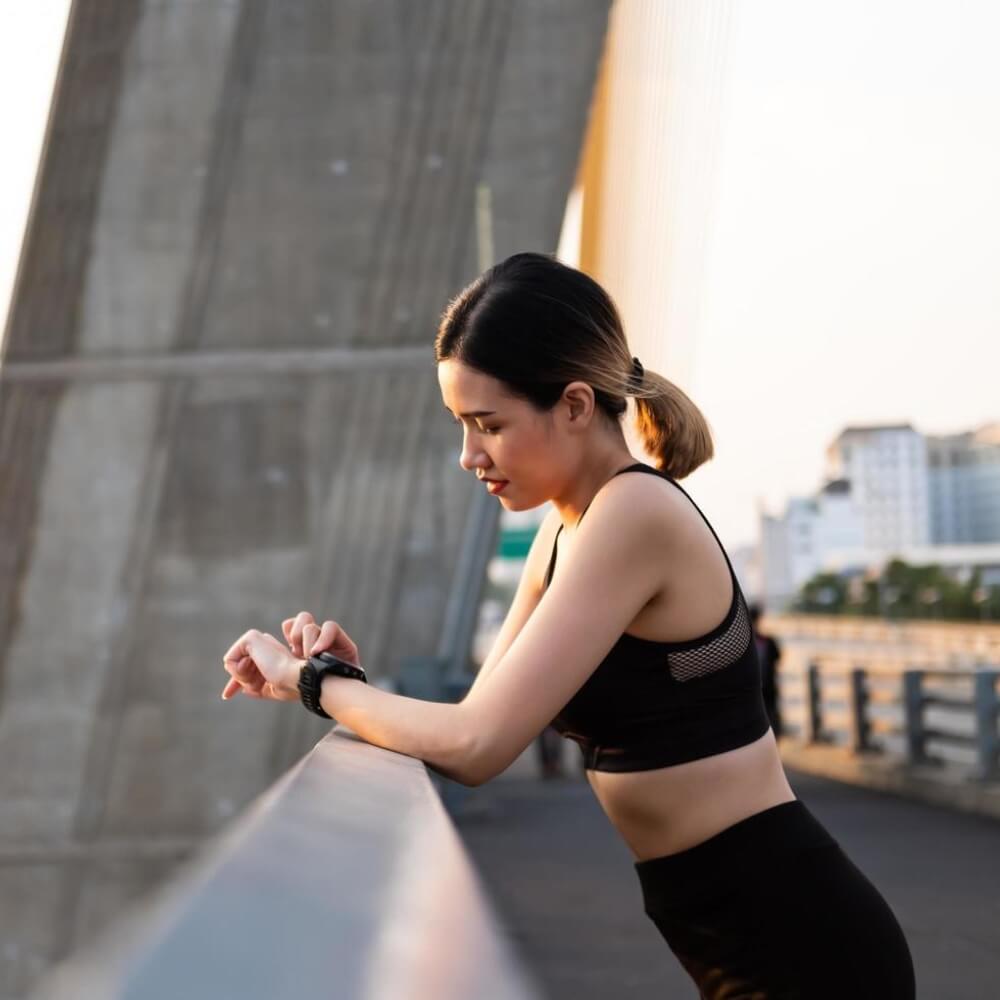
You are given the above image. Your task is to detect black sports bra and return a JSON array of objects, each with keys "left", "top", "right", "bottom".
[{"left": 543, "top": 462, "right": 770, "bottom": 772}]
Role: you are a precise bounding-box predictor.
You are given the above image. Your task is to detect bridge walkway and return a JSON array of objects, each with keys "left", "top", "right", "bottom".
[{"left": 457, "top": 754, "right": 1000, "bottom": 999}]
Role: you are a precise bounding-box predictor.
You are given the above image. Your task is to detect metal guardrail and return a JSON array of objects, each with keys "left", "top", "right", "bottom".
[
  {"left": 30, "top": 728, "right": 541, "bottom": 1000},
  {"left": 784, "top": 663, "right": 1000, "bottom": 780}
]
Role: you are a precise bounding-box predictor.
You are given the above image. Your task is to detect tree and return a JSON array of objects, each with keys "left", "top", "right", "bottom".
[{"left": 793, "top": 560, "right": 999, "bottom": 622}]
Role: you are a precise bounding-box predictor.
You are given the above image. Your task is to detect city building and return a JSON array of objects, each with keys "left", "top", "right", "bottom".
[
  {"left": 761, "top": 421, "right": 1000, "bottom": 610},
  {"left": 928, "top": 423, "right": 1000, "bottom": 545},
  {"left": 826, "top": 424, "right": 930, "bottom": 553}
]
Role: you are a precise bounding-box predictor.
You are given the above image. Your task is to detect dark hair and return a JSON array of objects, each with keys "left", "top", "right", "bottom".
[{"left": 434, "top": 251, "right": 713, "bottom": 479}]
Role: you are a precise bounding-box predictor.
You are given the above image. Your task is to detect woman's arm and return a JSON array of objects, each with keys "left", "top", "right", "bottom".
[
  {"left": 318, "top": 677, "right": 477, "bottom": 783},
  {"left": 455, "top": 478, "right": 665, "bottom": 784},
  {"left": 315, "top": 508, "right": 560, "bottom": 783},
  {"left": 465, "top": 506, "right": 560, "bottom": 697},
  {"left": 224, "top": 481, "right": 663, "bottom": 787},
  {"left": 222, "top": 626, "right": 480, "bottom": 784}
]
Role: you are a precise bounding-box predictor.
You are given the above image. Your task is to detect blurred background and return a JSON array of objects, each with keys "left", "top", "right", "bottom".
[{"left": 1, "top": 2, "right": 998, "bottom": 998}]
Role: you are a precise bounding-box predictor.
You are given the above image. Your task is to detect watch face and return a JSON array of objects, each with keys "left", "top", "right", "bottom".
[
  {"left": 310, "top": 652, "right": 367, "bottom": 683},
  {"left": 314, "top": 652, "right": 347, "bottom": 668}
]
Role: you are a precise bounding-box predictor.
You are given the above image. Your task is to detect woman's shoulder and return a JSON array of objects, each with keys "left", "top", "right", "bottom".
[
  {"left": 593, "top": 464, "right": 700, "bottom": 536},
  {"left": 588, "top": 467, "right": 725, "bottom": 576},
  {"left": 576, "top": 471, "right": 683, "bottom": 563}
]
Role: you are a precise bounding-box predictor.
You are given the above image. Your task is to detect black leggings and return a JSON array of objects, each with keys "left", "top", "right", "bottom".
[{"left": 634, "top": 800, "right": 915, "bottom": 999}]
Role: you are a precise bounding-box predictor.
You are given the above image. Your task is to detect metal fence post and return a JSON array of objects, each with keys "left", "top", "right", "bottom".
[
  {"left": 973, "top": 670, "right": 999, "bottom": 780},
  {"left": 902, "top": 669, "right": 926, "bottom": 765},
  {"left": 849, "top": 668, "right": 871, "bottom": 753},
  {"left": 806, "top": 663, "right": 823, "bottom": 743}
]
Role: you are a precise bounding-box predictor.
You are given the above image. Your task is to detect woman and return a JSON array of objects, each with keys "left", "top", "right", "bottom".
[{"left": 220, "top": 252, "right": 915, "bottom": 998}]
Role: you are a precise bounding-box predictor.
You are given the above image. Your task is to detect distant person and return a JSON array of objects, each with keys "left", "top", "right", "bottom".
[
  {"left": 750, "top": 603, "right": 783, "bottom": 738},
  {"left": 219, "top": 253, "right": 915, "bottom": 998}
]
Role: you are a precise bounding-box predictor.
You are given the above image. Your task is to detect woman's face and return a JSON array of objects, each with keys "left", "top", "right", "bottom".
[{"left": 437, "top": 359, "right": 565, "bottom": 509}]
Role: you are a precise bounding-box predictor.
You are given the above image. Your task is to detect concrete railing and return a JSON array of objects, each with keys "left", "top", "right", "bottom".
[
  {"left": 30, "top": 728, "right": 541, "bottom": 1000},
  {"left": 769, "top": 614, "right": 1000, "bottom": 666},
  {"left": 783, "top": 663, "right": 1000, "bottom": 780}
]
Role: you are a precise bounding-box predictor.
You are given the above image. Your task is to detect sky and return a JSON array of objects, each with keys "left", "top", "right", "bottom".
[
  {"left": 2, "top": 1, "right": 998, "bottom": 552},
  {"left": 0, "top": 1, "right": 70, "bottom": 329},
  {"left": 686, "top": 0, "right": 1000, "bottom": 548}
]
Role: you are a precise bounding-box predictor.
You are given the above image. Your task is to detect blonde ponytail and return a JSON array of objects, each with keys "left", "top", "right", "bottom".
[{"left": 632, "top": 368, "right": 713, "bottom": 479}]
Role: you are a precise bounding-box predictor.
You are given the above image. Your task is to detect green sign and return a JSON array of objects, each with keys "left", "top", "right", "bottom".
[{"left": 496, "top": 526, "right": 537, "bottom": 560}]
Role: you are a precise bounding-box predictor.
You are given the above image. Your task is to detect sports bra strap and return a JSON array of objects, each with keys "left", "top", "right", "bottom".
[
  {"left": 542, "top": 461, "right": 738, "bottom": 590},
  {"left": 543, "top": 523, "right": 564, "bottom": 589}
]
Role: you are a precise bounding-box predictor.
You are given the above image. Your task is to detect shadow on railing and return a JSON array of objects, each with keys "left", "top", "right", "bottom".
[
  {"left": 30, "top": 728, "right": 541, "bottom": 1000},
  {"left": 782, "top": 663, "right": 999, "bottom": 781}
]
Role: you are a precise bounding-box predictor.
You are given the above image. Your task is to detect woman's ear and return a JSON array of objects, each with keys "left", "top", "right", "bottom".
[{"left": 560, "top": 381, "right": 597, "bottom": 431}]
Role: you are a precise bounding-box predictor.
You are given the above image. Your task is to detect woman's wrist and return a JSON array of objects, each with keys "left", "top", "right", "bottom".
[
  {"left": 285, "top": 657, "right": 307, "bottom": 696},
  {"left": 319, "top": 671, "right": 369, "bottom": 717}
]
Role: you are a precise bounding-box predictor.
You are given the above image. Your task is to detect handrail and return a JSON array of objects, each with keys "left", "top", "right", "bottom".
[
  {"left": 30, "top": 728, "right": 541, "bottom": 1000},
  {"left": 786, "top": 663, "right": 999, "bottom": 780}
]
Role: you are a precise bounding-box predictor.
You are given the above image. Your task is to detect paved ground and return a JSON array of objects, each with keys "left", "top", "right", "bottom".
[{"left": 454, "top": 750, "right": 1000, "bottom": 1000}]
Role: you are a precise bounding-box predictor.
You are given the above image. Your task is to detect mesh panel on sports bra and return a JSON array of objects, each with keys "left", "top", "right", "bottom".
[
  {"left": 667, "top": 591, "right": 753, "bottom": 682},
  {"left": 543, "top": 464, "right": 752, "bottom": 682},
  {"left": 541, "top": 461, "right": 770, "bottom": 771}
]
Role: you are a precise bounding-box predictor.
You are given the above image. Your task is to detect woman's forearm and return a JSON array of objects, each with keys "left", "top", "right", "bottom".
[{"left": 319, "top": 674, "right": 479, "bottom": 785}]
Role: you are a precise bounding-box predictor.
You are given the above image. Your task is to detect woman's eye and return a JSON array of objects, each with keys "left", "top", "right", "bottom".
[{"left": 448, "top": 414, "right": 498, "bottom": 435}]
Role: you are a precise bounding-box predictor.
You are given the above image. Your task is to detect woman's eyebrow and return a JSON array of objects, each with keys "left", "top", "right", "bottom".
[{"left": 444, "top": 407, "right": 497, "bottom": 418}]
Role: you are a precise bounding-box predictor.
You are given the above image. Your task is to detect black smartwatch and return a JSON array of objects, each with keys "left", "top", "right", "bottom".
[{"left": 298, "top": 651, "right": 368, "bottom": 719}]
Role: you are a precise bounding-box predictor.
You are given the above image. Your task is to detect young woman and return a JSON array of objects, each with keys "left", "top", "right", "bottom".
[{"left": 221, "top": 252, "right": 916, "bottom": 998}]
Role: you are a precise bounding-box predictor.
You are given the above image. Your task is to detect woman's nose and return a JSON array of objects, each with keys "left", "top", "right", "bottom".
[{"left": 459, "top": 435, "right": 487, "bottom": 472}]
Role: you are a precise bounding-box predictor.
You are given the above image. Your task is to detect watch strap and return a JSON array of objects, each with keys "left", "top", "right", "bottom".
[{"left": 298, "top": 651, "right": 367, "bottom": 719}]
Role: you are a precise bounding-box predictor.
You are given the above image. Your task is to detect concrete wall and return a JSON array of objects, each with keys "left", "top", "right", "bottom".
[{"left": 0, "top": 1, "right": 611, "bottom": 994}]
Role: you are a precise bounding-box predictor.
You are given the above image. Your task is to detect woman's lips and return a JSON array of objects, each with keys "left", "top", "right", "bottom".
[{"left": 484, "top": 479, "right": 509, "bottom": 495}]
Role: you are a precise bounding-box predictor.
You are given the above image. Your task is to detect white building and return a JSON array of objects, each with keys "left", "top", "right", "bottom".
[
  {"left": 760, "top": 480, "right": 865, "bottom": 610},
  {"left": 969, "top": 424, "right": 1000, "bottom": 542},
  {"left": 929, "top": 423, "right": 1000, "bottom": 545},
  {"left": 826, "top": 424, "right": 930, "bottom": 554},
  {"left": 761, "top": 421, "right": 1000, "bottom": 610},
  {"left": 928, "top": 430, "right": 976, "bottom": 543}
]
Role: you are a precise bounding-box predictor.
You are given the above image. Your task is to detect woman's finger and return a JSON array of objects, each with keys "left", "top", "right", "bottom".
[
  {"left": 289, "top": 611, "right": 316, "bottom": 657},
  {"left": 312, "top": 621, "right": 338, "bottom": 655},
  {"left": 221, "top": 670, "right": 265, "bottom": 699},
  {"left": 222, "top": 630, "right": 253, "bottom": 666},
  {"left": 223, "top": 654, "right": 252, "bottom": 680},
  {"left": 302, "top": 622, "right": 321, "bottom": 656},
  {"left": 315, "top": 620, "right": 359, "bottom": 664}
]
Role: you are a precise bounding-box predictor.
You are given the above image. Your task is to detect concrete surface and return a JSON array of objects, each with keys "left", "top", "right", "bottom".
[
  {"left": 0, "top": 2, "right": 612, "bottom": 995},
  {"left": 457, "top": 752, "right": 1000, "bottom": 1000}
]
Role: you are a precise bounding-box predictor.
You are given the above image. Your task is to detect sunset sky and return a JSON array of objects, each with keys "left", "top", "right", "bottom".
[
  {"left": 2, "top": 1, "right": 997, "bottom": 551},
  {"left": 687, "top": 0, "right": 1000, "bottom": 547}
]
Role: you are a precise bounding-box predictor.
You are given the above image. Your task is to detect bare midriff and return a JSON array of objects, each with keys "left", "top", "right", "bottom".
[
  {"left": 585, "top": 729, "right": 797, "bottom": 862},
  {"left": 547, "top": 477, "right": 798, "bottom": 862}
]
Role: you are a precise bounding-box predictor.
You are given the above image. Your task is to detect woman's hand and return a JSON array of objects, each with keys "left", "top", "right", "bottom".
[
  {"left": 281, "top": 611, "right": 360, "bottom": 666},
  {"left": 220, "top": 612, "right": 360, "bottom": 702},
  {"left": 220, "top": 630, "right": 302, "bottom": 702}
]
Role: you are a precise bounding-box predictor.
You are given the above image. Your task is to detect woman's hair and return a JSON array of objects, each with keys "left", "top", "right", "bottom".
[{"left": 434, "top": 251, "right": 713, "bottom": 479}]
